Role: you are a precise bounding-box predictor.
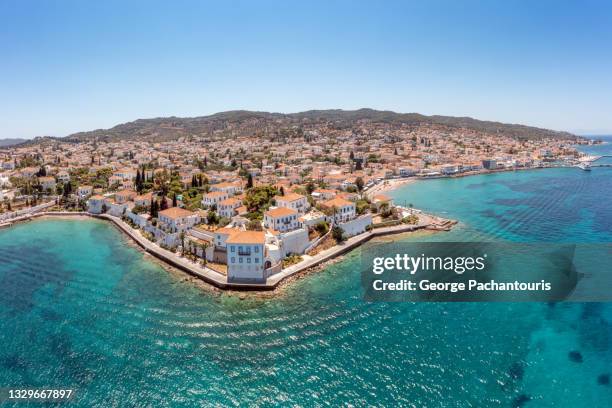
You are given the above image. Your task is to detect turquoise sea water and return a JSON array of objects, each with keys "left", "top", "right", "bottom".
[{"left": 1, "top": 139, "right": 611, "bottom": 407}]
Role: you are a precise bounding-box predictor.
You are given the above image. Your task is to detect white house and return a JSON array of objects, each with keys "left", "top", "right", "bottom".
[
  {"left": 322, "top": 197, "right": 356, "bottom": 224},
  {"left": 311, "top": 189, "right": 336, "bottom": 201},
  {"left": 158, "top": 207, "right": 200, "bottom": 233},
  {"left": 210, "top": 181, "right": 242, "bottom": 195},
  {"left": 371, "top": 194, "right": 393, "bottom": 211},
  {"left": 38, "top": 176, "right": 56, "bottom": 192},
  {"left": 134, "top": 192, "right": 154, "bottom": 207},
  {"left": 218, "top": 197, "right": 242, "bottom": 219},
  {"left": 87, "top": 195, "right": 106, "bottom": 214},
  {"left": 113, "top": 168, "right": 137, "bottom": 180},
  {"left": 226, "top": 231, "right": 267, "bottom": 283},
  {"left": 275, "top": 192, "right": 309, "bottom": 214},
  {"left": 56, "top": 171, "right": 70, "bottom": 183},
  {"left": 263, "top": 207, "right": 301, "bottom": 232},
  {"left": 201, "top": 191, "right": 229, "bottom": 208},
  {"left": 78, "top": 185, "right": 93, "bottom": 198},
  {"left": 114, "top": 189, "right": 137, "bottom": 204}
]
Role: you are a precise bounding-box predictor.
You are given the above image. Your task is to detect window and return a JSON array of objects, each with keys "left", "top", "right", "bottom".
[
  {"left": 231, "top": 257, "right": 235, "bottom": 263},
  {"left": 255, "top": 258, "right": 259, "bottom": 263},
  {"left": 247, "top": 258, "right": 251, "bottom": 263},
  {"left": 238, "top": 246, "right": 242, "bottom": 253},
  {"left": 231, "top": 246, "right": 235, "bottom": 252},
  {"left": 254, "top": 246, "right": 259, "bottom": 253},
  {"left": 239, "top": 258, "right": 243, "bottom": 263}
]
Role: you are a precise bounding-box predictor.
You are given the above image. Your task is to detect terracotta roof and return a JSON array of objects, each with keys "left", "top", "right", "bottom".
[
  {"left": 276, "top": 192, "right": 305, "bottom": 202},
  {"left": 226, "top": 231, "right": 266, "bottom": 244},
  {"left": 322, "top": 197, "right": 354, "bottom": 208},
  {"left": 216, "top": 227, "right": 240, "bottom": 236},
  {"left": 158, "top": 207, "right": 195, "bottom": 220},
  {"left": 373, "top": 194, "right": 391, "bottom": 202},
  {"left": 265, "top": 207, "right": 298, "bottom": 218},
  {"left": 115, "top": 189, "right": 137, "bottom": 197},
  {"left": 314, "top": 189, "right": 336, "bottom": 194},
  {"left": 204, "top": 191, "right": 228, "bottom": 198},
  {"left": 135, "top": 192, "right": 153, "bottom": 200},
  {"left": 219, "top": 197, "right": 241, "bottom": 206}
]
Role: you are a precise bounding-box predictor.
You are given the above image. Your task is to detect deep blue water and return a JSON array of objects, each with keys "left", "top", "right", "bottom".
[{"left": 0, "top": 140, "right": 611, "bottom": 407}]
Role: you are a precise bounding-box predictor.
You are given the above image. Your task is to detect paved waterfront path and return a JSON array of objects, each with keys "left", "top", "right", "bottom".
[
  {"left": 277, "top": 214, "right": 447, "bottom": 282},
  {"left": 22, "top": 211, "right": 451, "bottom": 291}
]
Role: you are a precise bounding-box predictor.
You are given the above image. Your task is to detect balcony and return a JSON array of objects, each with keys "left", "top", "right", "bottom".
[{"left": 238, "top": 250, "right": 252, "bottom": 256}]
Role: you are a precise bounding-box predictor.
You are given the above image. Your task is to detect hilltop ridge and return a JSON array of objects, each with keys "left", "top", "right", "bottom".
[{"left": 18, "top": 109, "right": 578, "bottom": 145}]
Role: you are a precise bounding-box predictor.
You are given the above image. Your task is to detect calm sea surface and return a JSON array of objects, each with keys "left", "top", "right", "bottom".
[{"left": 0, "top": 138, "right": 611, "bottom": 407}]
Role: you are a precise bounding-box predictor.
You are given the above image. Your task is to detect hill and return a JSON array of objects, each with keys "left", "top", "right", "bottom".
[
  {"left": 59, "top": 109, "right": 577, "bottom": 143},
  {"left": 0, "top": 138, "right": 27, "bottom": 147}
]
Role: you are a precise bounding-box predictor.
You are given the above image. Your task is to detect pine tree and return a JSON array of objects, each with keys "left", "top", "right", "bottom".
[
  {"left": 280, "top": 186, "right": 285, "bottom": 196},
  {"left": 246, "top": 174, "right": 253, "bottom": 189},
  {"left": 172, "top": 193, "right": 178, "bottom": 207}
]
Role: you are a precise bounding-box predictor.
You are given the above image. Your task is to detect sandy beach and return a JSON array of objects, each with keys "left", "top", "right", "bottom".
[{"left": 365, "top": 177, "right": 416, "bottom": 199}]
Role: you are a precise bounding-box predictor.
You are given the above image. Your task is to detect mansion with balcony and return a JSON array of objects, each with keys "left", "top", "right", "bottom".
[{"left": 263, "top": 207, "right": 301, "bottom": 232}]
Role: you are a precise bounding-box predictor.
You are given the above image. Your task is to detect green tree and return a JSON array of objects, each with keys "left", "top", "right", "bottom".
[
  {"left": 315, "top": 221, "right": 329, "bottom": 236},
  {"left": 332, "top": 226, "right": 344, "bottom": 243},
  {"left": 207, "top": 211, "right": 219, "bottom": 225},
  {"left": 306, "top": 182, "right": 316, "bottom": 195},
  {"left": 355, "top": 177, "right": 364, "bottom": 192}
]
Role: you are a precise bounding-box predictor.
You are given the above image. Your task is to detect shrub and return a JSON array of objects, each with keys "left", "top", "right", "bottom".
[
  {"left": 332, "top": 226, "right": 344, "bottom": 243},
  {"left": 315, "top": 221, "right": 329, "bottom": 236}
]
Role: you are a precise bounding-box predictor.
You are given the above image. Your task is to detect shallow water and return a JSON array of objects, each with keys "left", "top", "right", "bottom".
[{"left": 0, "top": 140, "right": 611, "bottom": 407}]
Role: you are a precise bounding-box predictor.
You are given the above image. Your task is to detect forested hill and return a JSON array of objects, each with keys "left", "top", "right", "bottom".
[{"left": 54, "top": 108, "right": 578, "bottom": 143}]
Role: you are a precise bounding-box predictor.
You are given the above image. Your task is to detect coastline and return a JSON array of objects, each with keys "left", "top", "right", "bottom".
[
  {"left": 4, "top": 164, "right": 593, "bottom": 295},
  {"left": 3, "top": 209, "right": 453, "bottom": 294},
  {"left": 6, "top": 165, "right": 576, "bottom": 294},
  {"left": 365, "top": 177, "right": 416, "bottom": 198}
]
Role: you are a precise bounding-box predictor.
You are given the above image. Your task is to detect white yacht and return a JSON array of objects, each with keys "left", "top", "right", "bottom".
[{"left": 576, "top": 162, "right": 592, "bottom": 171}]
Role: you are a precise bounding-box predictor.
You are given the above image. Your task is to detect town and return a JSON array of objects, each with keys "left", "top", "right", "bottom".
[{"left": 0, "top": 111, "right": 586, "bottom": 286}]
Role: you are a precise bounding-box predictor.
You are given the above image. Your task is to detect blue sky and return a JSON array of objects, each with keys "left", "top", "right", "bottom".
[{"left": 1, "top": 0, "right": 611, "bottom": 139}]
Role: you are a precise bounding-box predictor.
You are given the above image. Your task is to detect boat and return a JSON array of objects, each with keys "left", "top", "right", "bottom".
[{"left": 576, "top": 163, "right": 592, "bottom": 171}]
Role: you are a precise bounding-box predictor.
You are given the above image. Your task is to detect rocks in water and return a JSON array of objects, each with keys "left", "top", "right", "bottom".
[
  {"left": 597, "top": 374, "right": 610, "bottom": 386},
  {"left": 568, "top": 350, "right": 583, "bottom": 363},
  {"left": 513, "top": 394, "right": 531, "bottom": 407}
]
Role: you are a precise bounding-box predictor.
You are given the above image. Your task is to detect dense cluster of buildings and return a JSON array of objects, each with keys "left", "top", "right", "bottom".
[{"left": 0, "top": 118, "right": 582, "bottom": 282}]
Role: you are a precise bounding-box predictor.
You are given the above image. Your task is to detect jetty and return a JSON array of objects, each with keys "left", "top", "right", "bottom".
[{"left": 580, "top": 155, "right": 612, "bottom": 167}]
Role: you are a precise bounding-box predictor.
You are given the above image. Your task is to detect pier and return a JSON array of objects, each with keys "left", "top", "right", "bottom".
[{"left": 576, "top": 155, "right": 612, "bottom": 169}]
